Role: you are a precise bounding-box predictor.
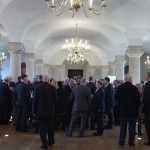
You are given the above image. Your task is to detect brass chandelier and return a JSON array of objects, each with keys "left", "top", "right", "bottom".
[
  {"left": 63, "top": 24, "right": 90, "bottom": 65},
  {"left": 45, "top": 0, "right": 107, "bottom": 17}
]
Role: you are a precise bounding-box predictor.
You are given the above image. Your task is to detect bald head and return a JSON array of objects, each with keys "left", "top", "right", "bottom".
[
  {"left": 43, "top": 75, "right": 50, "bottom": 83},
  {"left": 125, "top": 74, "right": 132, "bottom": 83}
]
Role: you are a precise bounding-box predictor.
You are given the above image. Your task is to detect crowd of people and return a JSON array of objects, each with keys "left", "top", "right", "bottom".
[{"left": 0, "top": 73, "right": 150, "bottom": 149}]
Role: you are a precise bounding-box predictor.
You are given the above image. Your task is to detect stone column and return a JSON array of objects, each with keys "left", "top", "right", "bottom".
[
  {"left": 8, "top": 42, "right": 23, "bottom": 82},
  {"left": 56, "top": 66, "right": 62, "bottom": 81},
  {"left": 100, "top": 65, "right": 109, "bottom": 79},
  {"left": 25, "top": 53, "right": 35, "bottom": 81},
  {"left": 86, "top": 64, "right": 90, "bottom": 80},
  {"left": 35, "top": 59, "right": 43, "bottom": 76},
  {"left": 49, "top": 67, "right": 54, "bottom": 78},
  {"left": 108, "top": 62, "right": 116, "bottom": 76},
  {"left": 43, "top": 64, "right": 50, "bottom": 75},
  {"left": 115, "top": 55, "right": 126, "bottom": 81},
  {"left": 89, "top": 67, "right": 96, "bottom": 77},
  {"left": 62, "top": 63, "right": 66, "bottom": 80},
  {"left": 126, "top": 46, "right": 144, "bottom": 84}
]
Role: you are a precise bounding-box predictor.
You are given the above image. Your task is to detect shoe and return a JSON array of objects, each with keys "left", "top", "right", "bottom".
[
  {"left": 20, "top": 129, "right": 29, "bottom": 132},
  {"left": 104, "top": 126, "right": 112, "bottom": 130},
  {"left": 48, "top": 141, "right": 55, "bottom": 147},
  {"left": 118, "top": 143, "right": 124, "bottom": 146},
  {"left": 66, "top": 133, "right": 72, "bottom": 137},
  {"left": 144, "top": 142, "right": 150, "bottom": 146},
  {"left": 41, "top": 145, "right": 48, "bottom": 149},
  {"left": 128, "top": 143, "right": 135, "bottom": 146},
  {"left": 33, "top": 130, "right": 39, "bottom": 133},
  {"left": 93, "top": 132, "right": 103, "bottom": 136}
]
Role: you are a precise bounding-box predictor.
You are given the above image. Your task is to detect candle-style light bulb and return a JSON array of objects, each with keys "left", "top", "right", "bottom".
[{"left": 52, "top": 0, "right": 54, "bottom": 6}]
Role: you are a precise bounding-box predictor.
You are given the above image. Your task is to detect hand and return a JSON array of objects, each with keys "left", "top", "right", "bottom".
[{"left": 98, "top": 109, "right": 101, "bottom": 112}]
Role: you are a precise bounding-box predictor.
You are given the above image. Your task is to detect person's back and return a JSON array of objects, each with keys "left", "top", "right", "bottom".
[
  {"left": 115, "top": 74, "right": 140, "bottom": 146},
  {"left": 116, "top": 82, "right": 140, "bottom": 117},
  {"left": 86, "top": 76, "right": 96, "bottom": 95},
  {"left": 143, "top": 73, "right": 150, "bottom": 145},
  {"left": 0, "top": 82, "right": 10, "bottom": 103},
  {"left": 15, "top": 82, "right": 30, "bottom": 107},
  {"left": 73, "top": 84, "right": 91, "bottom": 112},
  {"left": 67, "top": 78, "right": 91, "bottom": 137},
  {"left": 32, "top": 75, "right": 57, "bottom": 149},
  {"left": 86, "top": 82, "right": 96, "bottom": 95},
  {"left": 33, "top": 82, "right": 57, "bottom": 117}
]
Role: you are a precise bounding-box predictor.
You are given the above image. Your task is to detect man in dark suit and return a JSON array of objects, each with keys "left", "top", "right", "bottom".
[
  {"left": 113, "top": 80, "right": 120, "bottom": 125},
  {"left": 86, "top": 76, "right": 96, "bottom": 95},
  {"left": 104, "top": 77, "right": 114, "bottom": 129},
  {"left": 0, "top": 77, "right": 12, "bottom": 124},
  {"left": 92, "top": 80, "right": 105, "bottom": 136},
  {"left": 13, "top": 74, "right": 30, "bottom": 132},
  {"left": 33, "top": 75, "right": 57, "bottom": 150},
  {"left": 63, "top": 78, "right": 74, "bottom": 125},
  {"left": 115, "top": 74, "right": 140, "bottom": 146},
  {"left": 31, "top": 75, "right": 43, "bottom": 133},
  {"left": 67, "top": 78, "right": 91, "bottom": 137},
  {"left": 86, "top": 76, "right": 96, "bottom": 129},
  {"left": 143, "top": 72, "right": 150, "bottom": 146}
]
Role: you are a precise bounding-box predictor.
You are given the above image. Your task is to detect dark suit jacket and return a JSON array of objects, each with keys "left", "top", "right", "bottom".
[
  {"left": 92, "top": 87, "right": 105, "bottom": 112},
  {"left": 105, "top": 83, "right": 114, "bottom": 109},
  {"left": 86, "top": 82, "right": 96, "bottom": 95},
  {"left": 56, "top": 87, "right": 67, "bottom": 115},
  {"left": 72, "top": 84, "right": 91, "bottom": 112},
  {"left": 143, "top": 80, "right": 150, "bottom": 113},
  {"left": 0, "top": 82, "right": 11, "bottom": 104},
  {"left": 115, "top": 82, "right": 140, "bottom": 117},
  {"left": 32, "top": 82, "right": 57, "bottom": 117},
  {"left": 64, "top": 84, "right": 72, "bottom": 100},
  {"left": 13, "top": 82, "right": 30, "bottom": 107}
]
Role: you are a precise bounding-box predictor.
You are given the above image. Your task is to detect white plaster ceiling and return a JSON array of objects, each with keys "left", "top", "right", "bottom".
[{"left": 0, "top": 0, "right": 150, "bottom": 65}]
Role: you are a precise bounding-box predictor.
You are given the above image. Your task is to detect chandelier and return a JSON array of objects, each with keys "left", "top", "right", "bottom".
[
  {"left": 45, "top": 0, "right": 107, "bottom": 17},
  {"left": 145, "top": 56, "right": 150, "bottom": 69},
  {"left": 0, "top": 52, "right": 7, "bottom": 63},
  {"left": 63, "top": 24, "right": 90, "bottom": 65}
]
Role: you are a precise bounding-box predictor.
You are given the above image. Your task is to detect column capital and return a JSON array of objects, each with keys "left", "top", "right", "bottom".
[
  {"left": 35, "top": 59, "right": 43, "bottom": 65},
  {"left": 8, "top": 42, "right": 24, "bottom": 54},
  {"left": 100, "top": 65, "right": 109, "bottom": 71},
  {"left": 108, "top": 62, "right": 115, "bottom": 69},
  {"left": 25, "top": 53, "right": 35, "bottom": 60},
  {"left": 126, "top": 46, "right": 144, "bottom": 57},
  {"left": 115, "top": 55, "right": 126, "bottom": 64}
]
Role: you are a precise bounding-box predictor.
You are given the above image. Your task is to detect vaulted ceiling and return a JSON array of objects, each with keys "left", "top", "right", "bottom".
[{"left": 0, "top": 0, "right": 150, "bottom": 66}]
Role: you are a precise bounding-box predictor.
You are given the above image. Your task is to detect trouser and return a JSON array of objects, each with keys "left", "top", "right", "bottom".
[
  {"left": 119, "top": 117, "right": 137, "bottom": 144},
  {"left": 95, "top": 111, "right": 104, "bottom": 135},
  {"left": 144, "top": 113, "right": 150, "bottom": 143},
  {"left": 39, "top": 117, "right": 55, "bottom": 146},
  {"left": 105, "top": 108, "right": 113, "bottom": 127},
  {"left": 114, "top": 105, "right": 119, "bottom": 124},
  {"left": 90, "top": 111, "right": 96, "bottom": 129},
  {"left": 68, "top": 111, "right": 88, "bottom": 136},
  {"left": 0, "top": 103, "right": 11, "bottom": 124},
  {"left": 16, "top": 106, "right": 29, "bottom": 131},
  {"left": 137, "top": 118, "right": 142, "bottom": 134}
]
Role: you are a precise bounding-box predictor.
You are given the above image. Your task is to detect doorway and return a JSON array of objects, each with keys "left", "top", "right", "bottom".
[{"left": 68, "top": 69, "right": 83, "bottom": 79}]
